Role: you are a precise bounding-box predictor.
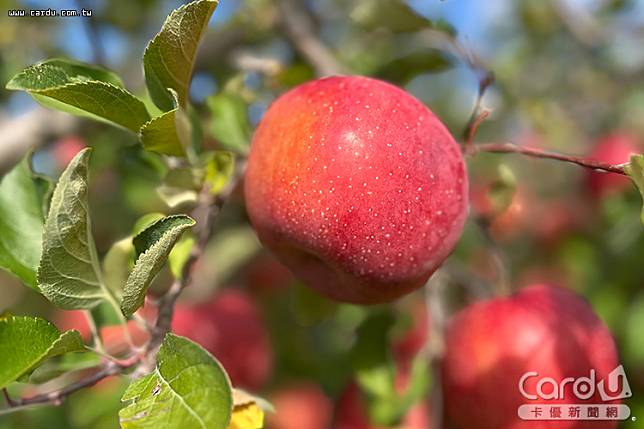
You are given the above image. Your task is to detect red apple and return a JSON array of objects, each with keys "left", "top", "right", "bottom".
[
  {"left": 171, "top": 289, "right": 273, "bottom": 391},
  {"left": 52, "top": 136, "right": 86, "bottom": 168},
  {"left": 587, "top": 133, "right": 639, "bottom": 198},
  {"left": 53, "top": 308, "right": 151, "bottom": 356},
  {"left": 267, "top": 383, "right": 333, "bottom": 429},
  {"left": 442, "top": 285, "right": 620, "bottom": 429},
  {"left": 245, "top": 76, "right": 468, "bottom": 304}
]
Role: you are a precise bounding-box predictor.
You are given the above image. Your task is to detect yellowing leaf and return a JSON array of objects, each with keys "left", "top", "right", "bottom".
[
  {"left": 228, "top": 402, "right": 264, "bottom": 429},
  {"left": 205, "top": 151, "right": 235, "bottom": 194}
]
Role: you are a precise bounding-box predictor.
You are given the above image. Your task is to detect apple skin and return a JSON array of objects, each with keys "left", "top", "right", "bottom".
[
  {"left": 171, "top": 289, "right": 273, "bottom": 391},
  {"left": 587, "top": 134, "right": 639, "bottom": 198},
  {"left": 267, "top": 383, "right": 333, "bottom": 429},
  {"left": 442, "top": 285, "right": 620, "bottom": 429},
  {"left": 245, "top": 76, "right": 468, "bottom": 304}
]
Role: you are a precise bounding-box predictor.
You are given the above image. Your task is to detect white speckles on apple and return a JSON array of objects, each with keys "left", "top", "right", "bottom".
[{"left": 245, "top": 75, "right": 468, "bottom": 303}]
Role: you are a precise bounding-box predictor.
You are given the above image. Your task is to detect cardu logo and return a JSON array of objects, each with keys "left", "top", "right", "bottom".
[{"left": 517, "top": 365, "right": 632, "bottom": 421}]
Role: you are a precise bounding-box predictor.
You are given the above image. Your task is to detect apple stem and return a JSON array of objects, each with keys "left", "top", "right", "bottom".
[{"left": 468, "top": 142, "right": 628, "bottom": 175}]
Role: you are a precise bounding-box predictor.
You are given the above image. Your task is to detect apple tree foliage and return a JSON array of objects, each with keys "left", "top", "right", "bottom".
[{"left": 0, "top": 1, "right": 267, "bottom": 428}]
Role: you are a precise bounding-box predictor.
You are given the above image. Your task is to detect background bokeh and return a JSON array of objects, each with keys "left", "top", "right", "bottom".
[{"left": 0, "top": 0, "right": 643, "bottom": 428}]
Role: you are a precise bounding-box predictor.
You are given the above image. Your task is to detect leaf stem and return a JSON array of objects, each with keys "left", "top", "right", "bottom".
[{"left": 83, "top": 310, "right": 105, "bottom": 354}]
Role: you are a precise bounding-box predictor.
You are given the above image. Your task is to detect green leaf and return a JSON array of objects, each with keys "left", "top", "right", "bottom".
[
  {"left": 350, "top": 0, "right": 432, "bottom": 33},
  {"left": 133, "top": 213, "right": 166, "bottom": 236},
  {"left": 143, "top": 0, "right": 218, "bottom": 111},
  {"left": 204, "top": 151, "right": 235, "bottom": 194},
  {"left": 0, "top": 155, "right": 50, "bottom": 290},
  {"left": 36, "top": 58, "right": 125, "bottom": 87},
  {"left": 121, "top": 215, "right": 195, "bottom": 316},
  {"left": 351, "top": 312, "right": 396, "bottom": 398},
  {"left": 27, "top": 351, "right": 102, "bottom": 384},
  {"left": 0, "top": 315, "right": 84, "bottom": 389},
  {"left": 375, "top": 50, "right": 453, "bottom": 83},
  {"left": 103, "top": 237, "right": 135, "bottom": 296},
  {"left": 169, "top": 234, "right": 195, "bottom": 279},
  {"left": 139, "top": 109, "right": 185, "bottom": 156},
  {"left": 488, "top": 164, "right": 517, "bottom": 216},
  {"left": 6, "top": 63, "right": 150, "bottom": 132},
  {"left": 290, "top": 281, "right": 337, "bottom": 326},
  {"left": 119, "top": 333, "right": 232, "bottom": 429},
  {"left": 206, "top": 93, "right": 251, "bottom": 153},
  {"left": 625, "top": 154, "right": 644, "bottom": 225},
  {"left": 38, "top": 148, "right": 109, "bottom": 310}
]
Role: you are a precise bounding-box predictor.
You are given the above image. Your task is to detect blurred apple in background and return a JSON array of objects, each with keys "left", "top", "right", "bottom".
[
  {"left": 245, "top": 252, "right": 294, "bottom": 296},
  {"left": 442, "top": 284, "right": 620, "bottom": 429},
  {"left": 52, "top": 136, "right": 87, "bottom": 169},
  {"left": 587, "top": 133, "right": 640, "bottom": 199},
  {"left": 172, "top": 288, "right": 273, "bottom": 391},
  {"left": 53, "top": 307, "right": 151, "bottom": 356},
  {"left": 267, "top": 383, "right": 333, "bottom": 429}
]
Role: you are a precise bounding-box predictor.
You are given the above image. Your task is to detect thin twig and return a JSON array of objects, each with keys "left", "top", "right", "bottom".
[
  {"left": 140, "top": 159, "right": 248, "bottom": 370},
  {"left": 472, "top": 214, "right": 511, "bottom": 297},
  {"left": 2, "top": 389, "right": 15, "bottom": 407},
  {"left": 465, "top": 109, "right": 491, "bottom": 148},
  {"left": 417, "top": 28, "right": 495, "bottom": 150},
  {"left": 278, "top": 0, "right": 348, "bottom": 76},
  {"left": 469, "top": 142, "right": 628, "bottom": 175},
  {"left": 3, "top": 161, "right": 247, "bottom": 411},
  {"left": 425, "top": 271, "right": 447, "bottom": 429},
  {"left": 1, "top": 356, "right": 138, "bottom": 414}
]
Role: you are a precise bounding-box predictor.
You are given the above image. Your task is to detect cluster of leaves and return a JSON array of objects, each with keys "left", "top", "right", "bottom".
[
  {"left": 0, "top": 1, "right": 265, "bottom": 428},
  {"left": 1, "top": 0, "right": 644, "bottom": 428}
]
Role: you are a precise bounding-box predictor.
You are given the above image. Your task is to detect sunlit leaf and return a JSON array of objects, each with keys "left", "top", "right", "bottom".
[
  {"left": 38, "top": 148, "right": 110, "bottom": 310},
  {"left": 103, "top": 237, "right": 135, "bottom": 296},
  {"left": 6, "top": 62, "right": 149, "bottom": 132},
  {"left": 204, "top": 151, "right": 235, "bottom": 194},
  {"left": 119, "top": 333, "right": 232, "bottom": 429},
  {"left": 0, "top": 155, "right": 50, "bottom": 290},
  {"left": 206, "top": 93, "right": 251, "bottom": 153},
  {"left": 228, "top": 389, "right": 273, "bottom": 429},
  {"left": 143, "top": 0, "right": 218, "bottom": 111},
  {"left": 139, "top": 109, "right": 185, "bottom": 156},
  {"left": 0, "top": 315, "right": 83, "bottom": 389},
  {"left": 625, "top": 154, "right": 644, "bottom": 225},
  {"left": 488, "top": 164, "right": 517, "bottom": 216}
]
